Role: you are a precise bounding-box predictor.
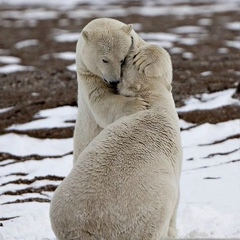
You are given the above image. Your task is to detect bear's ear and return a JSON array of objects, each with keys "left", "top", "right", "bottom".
[
  {"left": 122, "top": 24, "right": 132, "bottom": 35},
  {"left": 82, "top": 30, "right": 92, "bottom": 41}
]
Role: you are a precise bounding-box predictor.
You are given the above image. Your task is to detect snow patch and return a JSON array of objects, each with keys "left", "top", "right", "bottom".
[
  {"left": 67, "top": 63, "right": 76, "bottom": 71},
  {"left": 0, "top": 56, "right": 21, "bottom": 64},
  {"left": 225, "top": 21, "right": 240, "bottom": 31},
  {"left": 15, "top": 39, "right": 39, "bottom": 49},
  {"left": 200, "top": 71, "right": 212, "bottom": 76},
  {"left": 8, "top": 106, "right": 77, "bottom": 131},
  {"left": 53, "top": 32, "right": 79, "bottom": 42},
  {"left": 1, "top": 9, "right": 59, "bottom": 20},
  {"left": 0, "top": 64, "right": 35, "bottom": 74},
  {"left": 177, "top": 88, "right": 239, "bottom": 112},
  {"left": 0, "top": 133, "right": 73, "bottom": 156},
  {"left": 0, "top": 107, "right": 14, "bottom": 114},
  {"left": 181, "top": 119, "right": 239, "bottom": 147},
  {"left": 42, "top": 51, "right": 76, "bottom": 61},
  {"left": 198, "top": 18, "right": 212, "bottom": 26},
  {"left": 170, "top": 25, "right": 206, "bottom": 34},
  {"left": 225, "top": 40, "right": 240, "bottom": 49},
  {"left": 178, "top": 204, "right": 240, "bottom": 238},
  {"left": 182, "top": 52, "right": 194, "bottom": 59}
]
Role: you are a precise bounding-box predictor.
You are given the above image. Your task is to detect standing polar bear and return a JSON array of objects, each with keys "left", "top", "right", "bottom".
[
  {"left": 50, "top": 40, "right": 183, "bottom": 239},
  {"left": 73, "top": 18, "right": 148, "bottom": 163}
]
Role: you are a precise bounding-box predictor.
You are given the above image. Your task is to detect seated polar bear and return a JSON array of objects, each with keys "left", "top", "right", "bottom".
[
  {"left": 73, "top": 18, "right": 148, "bottom": 163},
  {"left": 50, "top": 43, "right": 182, "bottom": 239}
]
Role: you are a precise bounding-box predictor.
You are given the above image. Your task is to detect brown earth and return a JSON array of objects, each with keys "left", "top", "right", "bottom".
[{"left": 0, "top": 4, "right": 239, "bottom": 139}]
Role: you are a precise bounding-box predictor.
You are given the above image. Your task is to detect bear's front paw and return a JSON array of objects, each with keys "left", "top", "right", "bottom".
[
  {"left": 132, "top": 44, "right": 165, "bottom": 77},
  {"left": 125, "top": 97, "right": 149, "bottom": 115},
  {"left": 132, "top": 48, "right": 153, "bottom": 74}
]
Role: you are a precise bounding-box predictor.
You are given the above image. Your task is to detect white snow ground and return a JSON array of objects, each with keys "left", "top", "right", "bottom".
[
  {"left": 0, "top": 0, "right": 240, "bottom": 239},
  {"left": 0, "top": 90, "right": 239, "bottom": 239}
]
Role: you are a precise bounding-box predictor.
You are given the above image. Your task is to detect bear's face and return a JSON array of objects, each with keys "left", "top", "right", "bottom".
[
  {"left": 119, "top": 44, "right": 173, "bottom": 97},
  {"left": 81, "top": 25, "right": 133, "bottom": 86}
]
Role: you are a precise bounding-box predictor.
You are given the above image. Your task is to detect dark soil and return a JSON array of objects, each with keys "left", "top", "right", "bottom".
[{"left": 0, "top": 4, "right": 239, "bottom": 146}]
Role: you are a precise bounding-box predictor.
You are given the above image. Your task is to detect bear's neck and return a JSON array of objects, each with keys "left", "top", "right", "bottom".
[{"left": 138, "top": 82, "right": 176, "bottom": 112}]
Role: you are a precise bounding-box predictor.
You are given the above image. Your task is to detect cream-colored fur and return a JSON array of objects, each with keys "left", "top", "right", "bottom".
[
  {"left": 73, "top": 18, "right": 147, "bottom": 163},
  {"left": 50, "top": 42, "right": 182, "bottom": 239}
]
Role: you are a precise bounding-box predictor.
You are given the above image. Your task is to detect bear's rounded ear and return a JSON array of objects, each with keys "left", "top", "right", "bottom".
[
  {"left": 122, "top": 24, "right": 132, "bottom": 35},
  {"left": 82, "top": 30, "right": 92, "bottom": 41}
]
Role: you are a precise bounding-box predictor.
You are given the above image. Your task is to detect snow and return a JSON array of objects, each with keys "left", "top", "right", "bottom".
[
  {"left": 178, "top": 38, "right": 199, "bottom": 46},
  {"left": 0, "top": 64, "right": 34, "bottom": 74},
  {"left": 170, "top": 25, "right": 206, "bottom": 34},
  {"left": 0, "top": 133, "right": 73, "bottom": 156},
  {"left": 0, "top": 203, "right": 55, "bottom": 240},
  {"left": 179, "top": 119, "right": 196, "bottom": 130},
  {"left": 182, "top": 52, "right": 194, "bottom": 59},
  {"left": 42, "top": 52, "right": 76, "bottom": 61},
  {"left": 139, "top": 32, "right": 179, "bottom": 42},
  {"left": 0, "top": 56, "right": 21, "bottom": 64},
  {"left": 67, "top": 8, "right": 128, "bottom": 19},
  {"left": 0, "top": 107, "right": 13, "bottom": 114},
  {"left": 218, "top": 47, "right": 229, "bottom": 54},
  {"left": 198, "top": 18, "right": 212, "bottom": 26},
  {"left": 225, "top": 21, "right": 240, "bottom": 31},
  {"left": 181, "top": 120, "right": 239, "bottom": 147},
  {"left": 200, "top": 71, "right": 212, "bottom": 76},
  {"left": 169, "top": 47, "right": 185, "bottom": 54},
  {"left": 67, "top": 63, "right": 76, "bottom": 71},
  {"left": 0, "top": 155, "right": 72, "bottom": 184},
  {"left": 128, "top": 3, "right": 240, "bottom": 17},
  {"left": 0, "top": 87, "right": 239, "bottom": 239},
  {"left": 53, "top": 32, "right": 79, "bottom": 42},
  {"left": 15, "top": 39, "right": 39, "bottom": 49},
  {"left": 8, "top": 106, "right": 78, "bottom": 131},
  {"left": 178, "top": 204, "right": 240, "bottom": 238},
  {"left": 225, "top": 40, "right": 240, "bottom": 49},
  {"left": 177, "top": 88, "right": 239, "bottom": 112},
  {"left": 1, "top": 9, "right": 59, "bottom": 20},
  {"left": 0, "top": 0, "right": 117, "bottom": 7}
]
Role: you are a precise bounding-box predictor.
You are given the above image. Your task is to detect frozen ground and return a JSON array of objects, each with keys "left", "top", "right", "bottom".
[{"left": 0, "top": 0, "right": 239, "bottom": 239}]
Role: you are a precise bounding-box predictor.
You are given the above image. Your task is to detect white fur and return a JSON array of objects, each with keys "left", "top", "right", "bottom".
[
  {"left": 73, "top": 18, "right": 147, "bottom": 163},
  {"left": 50, "top": 39, "right": 182, "bottom": 239}
]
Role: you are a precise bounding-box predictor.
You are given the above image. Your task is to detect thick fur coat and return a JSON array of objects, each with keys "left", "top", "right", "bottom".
[
  {"left": 50, "top": 38, "right": 183, "bottom": 239},
  {"left": 73, "top": 18, "right": 147, "bottom": 163}
]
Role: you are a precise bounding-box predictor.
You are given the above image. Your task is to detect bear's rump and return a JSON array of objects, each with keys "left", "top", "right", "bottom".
[{"left": 59, "top": 159, "right": 177, "bottom": 239}]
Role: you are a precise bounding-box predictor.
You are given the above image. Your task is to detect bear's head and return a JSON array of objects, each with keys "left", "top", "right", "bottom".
[
  {"left": 118, "top": 44, "right": 172, "bottom": 98},
  {"left": 77, "top": 18, "right": 133, "bottom": 86}
]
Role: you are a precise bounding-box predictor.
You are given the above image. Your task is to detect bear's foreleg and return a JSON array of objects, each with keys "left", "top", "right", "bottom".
[{"left": 83, "top": 75, "right": 148, "bottom": 128}]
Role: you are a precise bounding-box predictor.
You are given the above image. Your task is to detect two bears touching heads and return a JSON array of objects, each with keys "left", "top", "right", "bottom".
[{"left": 50, "top": 18, "right": 182, "bottom": 240}]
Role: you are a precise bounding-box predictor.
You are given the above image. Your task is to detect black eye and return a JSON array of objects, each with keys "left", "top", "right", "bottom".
[{"left": 102, "top": 59, "right": 108, "bottom": 63}]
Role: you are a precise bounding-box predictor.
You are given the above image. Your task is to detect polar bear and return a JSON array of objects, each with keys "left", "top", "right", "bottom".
[
  {"left": 50, "top": 43, "right": 183, "bottom": 239},
  {"left": 73, "top": 18, "right": 147, "bottom": 163}
]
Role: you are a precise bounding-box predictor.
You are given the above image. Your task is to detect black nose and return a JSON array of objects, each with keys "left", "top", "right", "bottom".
[{"left": 109, "top": 80, "right": 120, "bottom": 86}]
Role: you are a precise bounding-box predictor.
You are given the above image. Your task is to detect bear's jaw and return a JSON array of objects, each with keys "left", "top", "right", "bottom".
[{"left": 103, "top": 78, "right": 120, "bottom": 86}]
